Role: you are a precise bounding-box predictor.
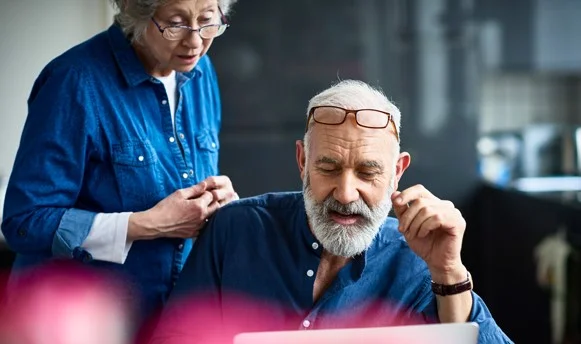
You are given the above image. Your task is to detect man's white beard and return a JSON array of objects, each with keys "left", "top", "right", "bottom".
[{"left": 303, "top": 174, "right": 395, "bottom": 258}]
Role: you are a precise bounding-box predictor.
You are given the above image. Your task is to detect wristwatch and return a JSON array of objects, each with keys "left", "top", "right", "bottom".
[{"left": 431, "top": 271, "right": 473, "bottom": 296}]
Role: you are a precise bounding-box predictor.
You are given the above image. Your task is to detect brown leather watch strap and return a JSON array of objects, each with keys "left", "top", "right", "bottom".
[{"left": 431, "top": 272, "right": 472, "bottom": 296}]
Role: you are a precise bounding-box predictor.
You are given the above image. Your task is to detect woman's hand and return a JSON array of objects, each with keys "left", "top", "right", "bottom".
[
  {"left": 127, "top": 176, "right": 238, "bottom": 241},
  {"left": 203, "top": 175, "right": 239, "bottom": 207}
]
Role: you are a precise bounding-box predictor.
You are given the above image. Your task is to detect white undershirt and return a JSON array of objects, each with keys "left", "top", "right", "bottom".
[
  {"left": 82, "top": 72, "right": 178, "bottom": 264},
  {"left": 155, "top": 71, "right": 178, "bottom": 124}
]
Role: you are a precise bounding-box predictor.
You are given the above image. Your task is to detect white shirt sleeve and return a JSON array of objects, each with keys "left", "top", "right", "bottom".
[{"left": 81, "top": 212, "right": 134, "bottom": 264}]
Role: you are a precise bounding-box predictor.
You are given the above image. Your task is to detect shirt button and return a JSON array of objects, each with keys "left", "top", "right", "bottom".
[
  {"left": 179, "top": 133, "right": 185, "bottom": 139},
  {"left": 138, "top": 155, "right": 144, "bottom": 162},
  {"left": 182, "top": 173, "right": 189, "bottom": 179},
  {"left": 306, "top": 269, "right": 314, "bottom": 277},
  {"left": 17, "top": 229, "right": 27, "bottom": 237},
  {"left": 312, "top": 242, "right": 319, "bottom": 250},
  {"left": 169, "top": 137, "right": 175, "bottom": 143},
  {"left": 302, "top": 320, "right": 311, "bottom": 328},
  {"left": 162, "top": 99, "right": 168, "bottom": 105},
  {"left": 211, "top": 142, "right": 216, "bottom": 148},
  {"left": 178, "top": 244, "right": 184, "bottom": 250},
  {"left": 189, "top": 169, "right": 194, "bottom": 176}
]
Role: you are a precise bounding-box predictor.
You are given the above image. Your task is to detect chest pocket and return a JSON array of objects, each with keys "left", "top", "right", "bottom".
[
  {"left": 111, "top": 141, "right": 166, "bottom": 208},
  {"left": 195, "top": 129, "right": 220, "bottom": 179}
]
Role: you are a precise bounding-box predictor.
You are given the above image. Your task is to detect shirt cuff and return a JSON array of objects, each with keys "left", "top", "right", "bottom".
[
  {"left": 82, "top": 212, "right": 134, "bottom": 264},
  {"left": 52, "top": 209, "right": 97, "bottom": 258}
]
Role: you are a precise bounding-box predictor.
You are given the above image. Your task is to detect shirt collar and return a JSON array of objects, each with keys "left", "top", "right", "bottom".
[{"left": 107, "top": 24, "right": 202, "bottom": 87}]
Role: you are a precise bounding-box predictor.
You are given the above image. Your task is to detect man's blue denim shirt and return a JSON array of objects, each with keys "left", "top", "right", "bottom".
[
  {"left": 158, "top": 192, "right": 513, "bottom": 344},
  {"left": 1, "top": 24, "right": 221, "bottom": 317}
]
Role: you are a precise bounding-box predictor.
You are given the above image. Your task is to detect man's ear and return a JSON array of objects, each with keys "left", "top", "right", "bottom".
[
  {"left": 296, "top": 140, "right": 306, "bottom": 180},
  {"left": 393, "top": 152, "right": 411, "bottom": 190}
]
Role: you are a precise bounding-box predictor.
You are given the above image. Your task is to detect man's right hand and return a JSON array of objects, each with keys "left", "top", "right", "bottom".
[{"left": 127, "top": 181, "right": 220, "bottom": 241}]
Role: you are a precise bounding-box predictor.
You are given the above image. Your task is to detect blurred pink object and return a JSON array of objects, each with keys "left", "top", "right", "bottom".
[
  {"left": 148, "top": 292, "right": 428, "bottom": 344},
  {"left": 148, "top": 293, "right": 285, "bottom": 344},
  {"left": 0, "top": 261, "right": 131, "bottom": 344}
]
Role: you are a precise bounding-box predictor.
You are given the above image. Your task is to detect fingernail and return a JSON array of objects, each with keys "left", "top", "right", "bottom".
[{"left": 395, "top": 197, "right": 403, "bottom": 204}]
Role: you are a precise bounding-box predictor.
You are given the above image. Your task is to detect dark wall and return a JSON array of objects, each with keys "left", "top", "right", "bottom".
[
  {"left": 475, "top": 0, "right": 535, "bottom": 70},
  {"left": 464, "top": 185, "right": 581, "bottom": 343}
]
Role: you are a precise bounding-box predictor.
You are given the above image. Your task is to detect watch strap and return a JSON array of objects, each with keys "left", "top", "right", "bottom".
[{"left": 431, "top": 272, "right": 472, "bottom": 296}]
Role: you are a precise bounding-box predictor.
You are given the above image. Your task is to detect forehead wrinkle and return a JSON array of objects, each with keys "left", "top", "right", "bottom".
[
  {"left": 310, "top": 129, "right": 391, "bottom": 169},
  {"left": 314, "top": 128, "right": 389, "bottom": 154}
]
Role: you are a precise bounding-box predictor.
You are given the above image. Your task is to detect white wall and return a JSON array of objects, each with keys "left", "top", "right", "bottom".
[{"left": 0, "top": 0, "right": 115, "bottom": 178}]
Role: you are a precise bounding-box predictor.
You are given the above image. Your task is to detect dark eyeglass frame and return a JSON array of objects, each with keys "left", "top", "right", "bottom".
[
  {"left": 305, "top": 105, "right": 399, "bottom": 141},
  {"left": 151, "top": 6, "right": 229, "bottom": 41}
]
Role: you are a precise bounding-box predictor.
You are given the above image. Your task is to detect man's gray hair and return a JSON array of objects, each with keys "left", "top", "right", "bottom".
[
  {"left": 109, "top": 0, "right": 237, "bottom": 43},
  {"left": 304, "top": 80, "right": 402, "bottom": 158}
]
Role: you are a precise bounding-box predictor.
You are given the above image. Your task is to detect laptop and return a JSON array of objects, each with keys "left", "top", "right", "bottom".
[{"left": 234, "top": 322, "right": 479, "bottom": 344}]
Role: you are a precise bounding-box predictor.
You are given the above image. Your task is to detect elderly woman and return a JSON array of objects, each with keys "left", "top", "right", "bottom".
[{"left": 1, "top": 0, "right": 238, "bottom": 319}]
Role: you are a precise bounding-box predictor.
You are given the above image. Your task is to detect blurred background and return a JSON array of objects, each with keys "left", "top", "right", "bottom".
[{"left": 1, "top": 0, "right": 581, "bottom": 343}]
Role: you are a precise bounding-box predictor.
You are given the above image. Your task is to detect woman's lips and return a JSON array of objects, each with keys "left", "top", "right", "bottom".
[{"left": 177, "top": 55, "right": 197, "bottom": 64}]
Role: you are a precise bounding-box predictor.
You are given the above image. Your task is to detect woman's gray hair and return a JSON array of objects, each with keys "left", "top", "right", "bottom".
[
  {"left": 303, "top": 80, "right": 402, "bottom": 159},
  {"left": 109, "top": 0, "right": 237, "bottom": 43}
]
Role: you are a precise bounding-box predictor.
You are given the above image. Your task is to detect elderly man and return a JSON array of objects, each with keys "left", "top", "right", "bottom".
[{"left": 150, "top": 80, "right": 512, "bottom": 344}]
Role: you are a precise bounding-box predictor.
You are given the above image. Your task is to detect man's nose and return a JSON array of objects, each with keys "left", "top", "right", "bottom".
[{"left": 333, "top": 172, "right": 360, "bottom": 205}]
